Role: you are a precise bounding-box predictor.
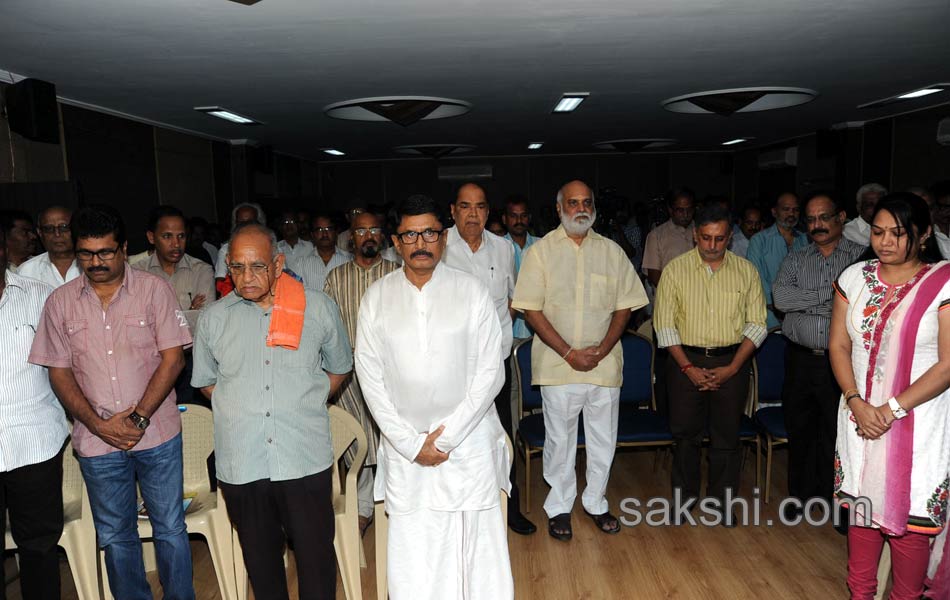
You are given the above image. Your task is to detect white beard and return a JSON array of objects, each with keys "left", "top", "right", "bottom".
[{"left": 561, "top": 209, "right": 596, "bottom": 237}]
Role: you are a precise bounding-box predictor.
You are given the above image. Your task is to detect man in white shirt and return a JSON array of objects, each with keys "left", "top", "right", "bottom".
[
  {"left": 18, "top": 205, "right": 81, "bottom": 288},
  {"left": 842, "top": 182, "right": 887, "bottom": 245},
  {"left": 356, "top": 194, "right": 513, "bottom": 600},
  {"left": 0, "top": 225, "right": 71, "bottom": 599},
  {"left": 293, "top": 214, "right": 352, "bottom": 290},
  {"left": 443, "top": 182, "right": 535, "bottom": 535},
  {"left": 276, "top": 209, "right": 315, "bottom": 269}
]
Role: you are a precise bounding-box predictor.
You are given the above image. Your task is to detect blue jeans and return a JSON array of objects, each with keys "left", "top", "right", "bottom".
[{"left": 79, "top": 433, "right": 195, "bottom": 600}]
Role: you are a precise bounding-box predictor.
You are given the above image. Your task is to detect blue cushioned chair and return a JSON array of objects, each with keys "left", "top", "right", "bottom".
[
  {"left": 513, "top": 332, "right": 673, "bottom": 511},
  {"left": 752, "top": 332, "right": 789, "bottom": 503}
]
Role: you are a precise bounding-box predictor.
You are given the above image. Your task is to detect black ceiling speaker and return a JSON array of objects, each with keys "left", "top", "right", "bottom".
[{"left": 5, "top": 78, "right": 60, "bottom": 144}]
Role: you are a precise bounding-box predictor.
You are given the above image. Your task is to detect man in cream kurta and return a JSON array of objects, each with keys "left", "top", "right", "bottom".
[{"left": 355, "top": 194, "right": 513, "bottom": 600}]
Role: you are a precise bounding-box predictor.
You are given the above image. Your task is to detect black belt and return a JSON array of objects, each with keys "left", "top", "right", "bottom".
[
  {"left": 789, "top": 341, "right": 827, "bottom": 356},
  {"left": 682, "top": 344, "right": 741, "bottom": 357}
]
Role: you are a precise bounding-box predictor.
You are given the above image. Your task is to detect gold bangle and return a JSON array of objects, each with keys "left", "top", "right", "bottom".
[{"left": 843, "top": 388, "right": 859, "bottom": 400}]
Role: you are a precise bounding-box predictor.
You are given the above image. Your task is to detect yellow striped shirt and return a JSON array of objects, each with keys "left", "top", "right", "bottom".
[{"left": 654, "top": 248, "right": 767, "bottom": 348}]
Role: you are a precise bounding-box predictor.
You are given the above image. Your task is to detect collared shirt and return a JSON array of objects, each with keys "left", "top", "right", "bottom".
[
  {"left": 381, "top": 245, "right": 403, "bottom": 265},
  {"left": 201, "top": 241, "right": 219, "bottom": 268},
  {"left": 191, "top": 288, "right": 353, "bottom": 485},
  {"left": 16, "top": 252, "right": 81, "bottom": 289},
  {"left": 842, "top": 216, "right": 871, "bottom": 246},
  {"left": 443, "top": 226, "right": 516, "bottom": 356},
  {"left": 277, "top": 239, "right": 315, "bottom": 270},
  {"left": 355, "top": 263, "right": 506, "bottom": 514},
  {"left": 731, "top": 226, "right": 750, "bottom": 258},
  {"left": 773, "top": 238, "right": 865, "bottom": 350},
  {"left": 642, "top": 219, "right": 695, "bottom": 273},
  {"left": 654, "top": 248, "right": 768, "bottom": 349},
  {"left": 0, "top": 271, "right": 69, "bottom": 472},
  {"left": 29, "top": 267, "right": 192, "bottom": 458},
  {"left": 294, "top": 249, "right": 353, "bottom": 291},
  {"left": 747, "top": 224, "right": 810, "bottom": 328},
  {"left": 128, "top": 250, "right": 151, "bottom": 268},
  {"left": 511, "top": 226, "right": 649, "bottom": 387},
  {"left": 505, "top": 232, "right": 540, "bottom": 339},
  {"left": 214, "top": 243, "right": 229, "bottom": 279},
  {"left": 135, "top": 253, "right": 215, "bottom": 329},
  {"left": 936, "top": 231, "right": 950, "bottom": 260}
]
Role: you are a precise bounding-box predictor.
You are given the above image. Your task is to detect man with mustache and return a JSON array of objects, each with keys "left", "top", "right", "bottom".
[
  {"left": 747, "top": 192, "right": 809, "bottom": 329},
  {"left": 772, "top": 192, "right": 864, "bottom": 519},
  {"left": 443, "top": 182, "right": 536, "bottom": 535},
  {"left": 192, "top": 223, "right": 352, "bottom": 600},
  {"left": 356, "top": 194, "right": 514, "bottom": 599},
  {"left": 0, "top": 210, "right": 38, "bottom": 272},
  {"left": 503, "top": 195, "right": 539, "bottom": 341},
  {"left": 18, "top": 205, "right": 81, "bottom": 288},
  {"left": 276, "top": 209, "right": 315, "bottom": 268},
  {"left": 29, "top": 205, "right": 194, "bottom": 599},
  {"left": 322, "top": 211, "right": 399, "bottom": 535},
  {"left": 654, "top": 202, "right": 766, "bottom": 525},
  {"left": 293, "top": 213, "right": 353, "bottom": 290},
  {"left": 730, "top": 205, "right": 763, "bottom": 259},
  {"left": 512, "top": 180, "right": 648, "bottom": 541}
]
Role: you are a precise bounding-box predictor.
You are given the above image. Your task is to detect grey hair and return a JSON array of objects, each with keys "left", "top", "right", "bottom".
[
  {"left": 856, "top": 183, "right": 888, "bottom": 208},
  {"left": 230, "top": 202, "right": 266, "bottom": 231},
  {"left": 228, "top": 223, "right": 279, "bottom": 259},
  {"left": 555, "top": 182, "right": 595, "bottom": 207}
]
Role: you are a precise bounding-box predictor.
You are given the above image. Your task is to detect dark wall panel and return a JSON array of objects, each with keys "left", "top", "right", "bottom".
[
  {"left": 154, "top": 128, "right": 214, "bottom": 221},
  {"left": 61, "top": 104, "right": 159, "bottom": 253},
  {"left": 890, "top": 104, "right": 950, "bottom": 191}
]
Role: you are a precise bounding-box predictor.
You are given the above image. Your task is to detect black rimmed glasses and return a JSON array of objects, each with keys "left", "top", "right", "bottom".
[
  {"left": 76, "top": 247, "right": 120, "bottom": 261},
  {"left": 354, "top": 227, "right": 383, "bottom": 237},
  {"left": 395, "top": 228, "right": 444, "bottom": 244},
  {"left": 39, "top": 224, "right": 71, "bottom": 235}
]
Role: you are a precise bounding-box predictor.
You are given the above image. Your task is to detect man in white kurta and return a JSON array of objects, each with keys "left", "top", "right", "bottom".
[{"left": 355, "top": 194, "right": 514, "bottom": 600}]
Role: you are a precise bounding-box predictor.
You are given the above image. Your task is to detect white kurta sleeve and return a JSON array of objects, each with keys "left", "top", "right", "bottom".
[
  {"left": 434, "top": 285, "right": 505, "bottom": 453},
  {"left": 354, "top": 290, "right": 427, "bottom": 463}
]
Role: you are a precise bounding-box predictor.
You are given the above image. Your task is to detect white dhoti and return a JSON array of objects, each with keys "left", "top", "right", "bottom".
[
  {"left": 541, "top": 383, "right": 620, "bottom": 517},
  {"left": 388, "top": 506, "right": 514, "bottom": 600}
]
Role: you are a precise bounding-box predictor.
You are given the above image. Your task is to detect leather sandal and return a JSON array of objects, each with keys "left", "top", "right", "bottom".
[
  {"left": 584, "top": 510, "right": 621, "bottom": 534},
  {"left": 547, "top": 513, "right": 572, "bottom": 541}
]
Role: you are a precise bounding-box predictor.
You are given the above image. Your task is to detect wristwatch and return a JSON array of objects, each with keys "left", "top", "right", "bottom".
[
  {"left": 887, "top": 397, "right": 908, "bottom": 420},
  {"left": 128, "top": 411, "right": 151, "bottom": 430}
]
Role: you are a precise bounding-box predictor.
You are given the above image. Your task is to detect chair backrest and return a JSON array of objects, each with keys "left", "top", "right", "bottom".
[
  {"left": 619, "top": 331, "right": 654, "bottom": 408},
  {"left": 513, "top": 338, "right": 543, "bottom": 413},
  {"left": 636, "top": 317, "right": 653, "bottom": 341},
  {"left": 179, "top": 405, "right": 215, "bottom": 496},
  {"left": 62, "top": 439, "right": 84, "bottom": 509},
  {"left": 753, "top": 332, "right": 787, "bottom": 407},
  {"left": 328, "top": 405, "right": 368, "bottom": 499}
]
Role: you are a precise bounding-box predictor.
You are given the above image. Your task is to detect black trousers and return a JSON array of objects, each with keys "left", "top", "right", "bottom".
[
  {"left": 494, "top": 356, "right": 523, "bottom": 516},
  {"left": 0, "top": 448, "right": 64, "bottom": 600},
  {"left": 219, "top": 469, "right": 336, "bottom": 600},
  {"left": 668, "top": 350, "right": 750, "bottom": 501},
  {"left": 652, "top": 328, "right": 670, "bottom": 417},
  {"left": 782, "top": 344, "right": 840, "bottom": 502}
]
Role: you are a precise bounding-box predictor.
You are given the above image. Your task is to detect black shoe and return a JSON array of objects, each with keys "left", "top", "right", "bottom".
[
  {"left": 508, "top": 510, "right": 537, "bottom": 535},
  {"left": 834, "top": 505, "right": 850, "bottom": 536}
]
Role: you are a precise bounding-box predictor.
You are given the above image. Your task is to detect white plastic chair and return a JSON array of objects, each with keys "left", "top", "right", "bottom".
[
  {"left": 233, "top": 404, "right": 368, "bottom": 600},
  {"left": 374, "top": 435, "right": 513, "bottom": 600},
  {"left": 100, "top": 405, "right": 239, "bottom": 600},
  {"left": 4, "top": 439, "right": 100, "bottom": 600}
]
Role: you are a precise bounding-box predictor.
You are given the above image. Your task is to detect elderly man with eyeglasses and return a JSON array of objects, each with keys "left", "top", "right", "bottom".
[
  {"left": 356, "top": 194, "right": 514, "bottom": 600},
  {"left": 18, "top": 205, "right": 81, "bottom": 288},
  {"left": 192, "top": 222, "right": 352, "bottom": 599},
  {"left": 293, "top": 213, "right": 353, "bottom": 290},
  {"left": 322, "top": 211, "right": 400, "bottom": 534},
  {"left": 29, "top": 205, "right": 194, "bottom": 600}
]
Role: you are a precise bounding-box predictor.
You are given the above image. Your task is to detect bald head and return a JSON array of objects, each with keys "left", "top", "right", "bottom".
[
  {"left": 36, "top": 205, "right": 73, "bottom": 257},
  {"left": 229, "top": 223, "right": 278, "bottom": 260},
  {"left": 227, "top": 223, "right": 285, "bottom": 305},
  {"left": 450, "top": 182, "right": 489, "bottom": 241}
]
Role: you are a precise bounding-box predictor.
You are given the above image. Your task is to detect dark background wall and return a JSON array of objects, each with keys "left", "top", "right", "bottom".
[{"left": 2, "top": 78, "right": 948, "bottom": 252}]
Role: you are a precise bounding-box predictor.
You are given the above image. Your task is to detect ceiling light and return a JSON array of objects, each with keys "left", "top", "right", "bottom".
[
  {"left": 324, "top": 96, "right": 472, "bottom": 126},
  {"left": 722, "top": 138, "right": 750, "bottom": 146},
  {"left": 552, "top": 93, "right": 588, "bottom": 113},
  {"left": 858, "top": 84, "right": 949, "bottom": 109},
  {"left": 323, "top": 149, "right": 345, "bottom": 156},
  {"left": 194, "top": 106, "right": 260, "bottom": 125},
  {"left": 897, "top": 88, "right": 943, "bottom": 99},
  {"left": 528, "top": 142, "right": 544, "bottom": 150},
  {"left": 662, "top": 88, "right": 818, "bottom": 115}
]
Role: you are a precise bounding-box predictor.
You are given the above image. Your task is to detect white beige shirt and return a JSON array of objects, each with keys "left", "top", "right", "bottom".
[
  {"left": 16, "top": 252, "right": 80, "bottom": 289},
  {"left": 843, "top": 216, "right": 872, "bottom": 246},
  {"left": 512, "top": 226, "right": 649, "bottom": 387},
  {"left": 442, "top": 226, "right": 516, "bottom": 356}
]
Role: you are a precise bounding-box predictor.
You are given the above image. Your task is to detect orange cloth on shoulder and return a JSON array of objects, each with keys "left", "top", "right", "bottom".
[{"left": 266, "top": 274, "right": 306, "bottom": 350}]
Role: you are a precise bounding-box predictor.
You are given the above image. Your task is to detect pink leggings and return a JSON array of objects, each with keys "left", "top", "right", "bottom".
[{"left": 847, "top": 525, "right": 933, "bottom": 599}]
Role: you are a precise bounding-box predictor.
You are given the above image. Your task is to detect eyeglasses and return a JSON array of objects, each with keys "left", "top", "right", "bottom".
[
  {"left": 76, "top": 247, "right": 120, "bottom": 261},
  {"left": 281, "top": 219, "right": 296, "bottom": 225},
  {"left": 39, "top": 224, "right": 70, "bottom": 235},
  {"left": 395, "top": 228, "right": 444, "bottom": 244},
  {"left": 353, "top": 227, "right": 383, "bottom": 237},
  {"left": 314, "top": 226, "right": 336, "bottom": 234},
  {"left": 227, "top": 263, "right": 271, "bottom": 277},
  {"left": 804, "top": 213, "right": 839, "bottom": 225}
]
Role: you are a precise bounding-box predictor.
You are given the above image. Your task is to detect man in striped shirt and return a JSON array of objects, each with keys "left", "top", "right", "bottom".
[
  {"left": 0, "top": 225, "right": 70, "bottom": 600},
  {"left": 773, "top": 192, "right": 864, "bottom": 516},
  {"left": 654, "top": 202, "right": 767, "bottom": 523}
]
